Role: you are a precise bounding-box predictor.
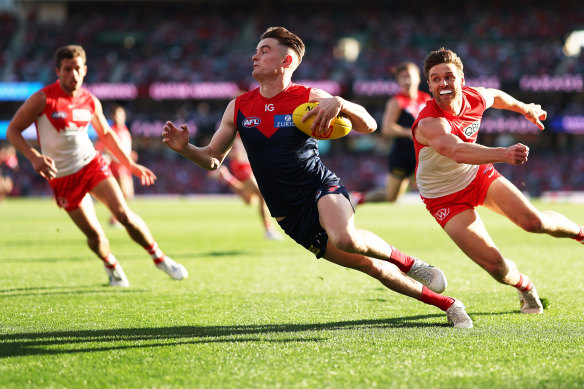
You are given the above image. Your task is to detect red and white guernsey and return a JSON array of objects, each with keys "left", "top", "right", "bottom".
[
  {"left": 35, "top": 81, "right": 97, "bottom": 177},
  {"left": 412, "top": 86, "right": 487, "bottom": 198}
]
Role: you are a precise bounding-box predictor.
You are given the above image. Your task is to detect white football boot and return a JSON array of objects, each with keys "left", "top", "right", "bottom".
[
  {"left": 446, "top": 299, "right": 473, "bottom": 328},
  {"left": 156, "top": 256, "right": 188, "bottom": 280},
  {"left": 104, "top": 264, "right": 130, "bottom": 287},
  {"left": 406, "top": 257, "right": 447, "bottom": 293},
  {"left": 518, "top": 286, "right": 543, "bottom": 314}
]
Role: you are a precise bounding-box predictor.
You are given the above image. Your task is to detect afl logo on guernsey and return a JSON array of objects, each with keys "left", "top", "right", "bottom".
[
  {"left": 52, "top": 111, "right": 67, "bottom": 119},
  {"left": 242, "top": 117, "right": 261, "bottom": 128}
]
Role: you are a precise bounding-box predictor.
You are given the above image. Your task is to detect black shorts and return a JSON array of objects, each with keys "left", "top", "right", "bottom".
[
  {"left": 388, "top": 139, "right": 416, "bottom": 179},
  {"left": 277, "top": 181, "right": 351, "bottom": 258}
]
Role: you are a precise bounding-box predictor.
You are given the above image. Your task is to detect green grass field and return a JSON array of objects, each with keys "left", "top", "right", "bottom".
[{"left": 1, "top": 196, "right": 583, "bottom": 388}]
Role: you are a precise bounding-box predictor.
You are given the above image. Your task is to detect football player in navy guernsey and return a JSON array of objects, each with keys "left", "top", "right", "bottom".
[{"left": 163, "top": 27, "right": 472, "bottom": 328}]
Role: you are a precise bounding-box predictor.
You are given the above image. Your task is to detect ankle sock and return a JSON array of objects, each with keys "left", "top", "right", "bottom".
[
  {"left": 145, "top": 242, "right": 164, "bottom": 264},
  {"left": 514, "top": 274, "right": 533, "bottom": 292},
  {"left": 389, "top": 246, "right": 415, "bottom": 273},
  {"left": 101, "top": 253, "right": 118, "bottom": 269},
  {"left": 419, "top": 286, "right": 455, "bottom": 312}
]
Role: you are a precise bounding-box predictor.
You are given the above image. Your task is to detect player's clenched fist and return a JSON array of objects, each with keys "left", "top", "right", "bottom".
[{"left": 506, "top": 143, "right": 530, "bottom": 165}]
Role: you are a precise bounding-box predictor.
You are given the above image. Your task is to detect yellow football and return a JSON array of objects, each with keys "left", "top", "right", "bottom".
[{"left": 292, "top": 102, "right": 352, "bottom": 140}]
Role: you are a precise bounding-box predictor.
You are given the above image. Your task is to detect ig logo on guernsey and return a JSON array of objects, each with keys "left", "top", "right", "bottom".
[{"left": 242, "top": 117, "right": 261, "bottom": 128}]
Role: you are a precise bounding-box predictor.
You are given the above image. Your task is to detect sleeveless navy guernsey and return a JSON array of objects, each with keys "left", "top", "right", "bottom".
[{"left": 234, "top": 83, "right": 339, "bottom": 218}]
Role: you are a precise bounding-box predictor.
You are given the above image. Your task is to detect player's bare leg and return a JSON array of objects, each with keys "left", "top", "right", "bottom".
[
  {"left": 67, "top": 194, "right": 128, "bottom": 286},
  {"left": 444, "top": 209, "right": 542, "bottom": 313},
  {"left": 484, "top": 177, "right": 581, "bottom": 238},
  {"left": 323, "top": 243, "right": 472, "bottom": 328},
  {"left": 318, "top": 193, "right": 446, "bottom": 292},
  {"left": 383, "top": 174, "right": 409, "bottom": 202},
  {"left": 91, "top": 177, "right": 187, "bottom": 280},
  {"left": 91, "top": 178, "right": 154, "bottom": 246}
]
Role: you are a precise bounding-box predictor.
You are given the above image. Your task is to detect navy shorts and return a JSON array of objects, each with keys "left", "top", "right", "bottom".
[
  {"left": 277, "top": 181, "right": 351, "bottom": 258},
  {"left": 388, "top": 139, "right": 416, "bottom": 179}
]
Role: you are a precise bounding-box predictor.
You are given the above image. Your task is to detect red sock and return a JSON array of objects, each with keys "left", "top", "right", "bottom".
[
  {"left": 388, "top": 246, "right": 415, "bottom": 273},
  {"left": 514, "top": 274, "right": 533, "bottom": 292},
  {"left": 574, "top": 226, "right": 584, "bottom": 243},
  {"left": 419, "top": 286, "right": 455, "bottom": 312},
  {"left": 145, "top": 242, "right": 164, "bottom": 264},
  {"left": 101, "top": 253, "right": 118, "bottom": 269}
]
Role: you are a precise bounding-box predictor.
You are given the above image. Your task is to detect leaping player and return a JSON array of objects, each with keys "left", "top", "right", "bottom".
[{"left": 412, "top": 47, "right": 584, "bottom": 314}]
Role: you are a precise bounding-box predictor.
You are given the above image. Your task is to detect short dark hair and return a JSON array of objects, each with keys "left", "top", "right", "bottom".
[
  {"left": 260, "top": 27, "right": 305, "bottom": 62},
  {"left": 55, "top": 45, "right": 86, "bottom": 69},
  {"left": 394, "top": 61, "right": 420, "bottom": 79},
  {"left": 423, "top": 48, "right": 463, "bottom": 80}
]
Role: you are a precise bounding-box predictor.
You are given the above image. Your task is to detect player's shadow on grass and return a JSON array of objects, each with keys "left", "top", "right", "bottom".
[
  {"left": 1, "top": 315, "right": 475, "bottom": 358},
  {"left": 0, "top": 286, "right": 148, "bottom": 297}
]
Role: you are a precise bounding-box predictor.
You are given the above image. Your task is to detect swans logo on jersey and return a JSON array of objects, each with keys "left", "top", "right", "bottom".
[
  {"left": 463, "top": 120, "right": 481, "bottom": 138},
  {"left": 72, "top": 109, "right": 92, "bottom": 122},
  {"left": 434, "top": 207, "right": 450, "bottom": 221},
  {"left": 242, "top": 117, "right": 261, "bottom": 128},
  {"left": 52, "top": 111, "right": 67, "bottom": 119},
  {"left": 274, "top": 114, "right": 294, "bottom": 128}
]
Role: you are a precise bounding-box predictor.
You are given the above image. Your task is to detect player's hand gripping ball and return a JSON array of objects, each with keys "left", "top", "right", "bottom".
[{"left": 292, "top": 102, "right": 352, "bottom": 140}]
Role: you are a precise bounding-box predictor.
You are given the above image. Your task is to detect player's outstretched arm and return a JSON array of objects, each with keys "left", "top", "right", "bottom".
[
  {"left": 416, "top": 117, "right": 529, "bottom": 165},
  {"left": 163, "top": 99, "right": 238, "bottom": 170},
  {"left": 477, "top": 87, "right": 547, "bottom": 130},
  {"left": 306, "top": 89, "right": 377, "bottom": 135}
]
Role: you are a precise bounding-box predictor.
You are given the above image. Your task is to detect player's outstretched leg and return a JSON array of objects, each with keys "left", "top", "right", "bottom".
[{"left": 323, "top": 243, "right": 472, "bottom": 328}]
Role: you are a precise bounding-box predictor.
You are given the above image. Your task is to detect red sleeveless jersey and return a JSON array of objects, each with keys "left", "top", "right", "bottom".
[{"left": 36, "top": 81, "right": 97, "bottom": 177}]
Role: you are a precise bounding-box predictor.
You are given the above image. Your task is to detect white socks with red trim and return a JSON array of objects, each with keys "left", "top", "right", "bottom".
[{"left": 145, "top": 242, "right": 164, "bottom": 264}]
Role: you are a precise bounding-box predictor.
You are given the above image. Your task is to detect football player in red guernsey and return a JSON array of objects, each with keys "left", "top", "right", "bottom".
[
  {"left": 163, "top": 27, "right": 473, "bottom": 328},
  {"left": 412, "top": 47, "right": 584, "bottom": 314},
  {"left": 7, "top": 45, "right": 188, "bottom": 287}
]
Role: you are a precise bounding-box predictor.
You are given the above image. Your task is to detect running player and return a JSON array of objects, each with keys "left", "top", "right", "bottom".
[
  {"left": 412, "top": 47, "right": 584, "bottom": 314},
  {"left": 163, "top": 27, "right": 472, "bottom": 328},
  {"left": 353, "top": 62, "right": 430, "bottom": 205},
  {"left": 7, "top": 45, "right": 188, "bottom": 287},
  {"left": 95, "top": 104, "right": 137, "bottom": 227}
]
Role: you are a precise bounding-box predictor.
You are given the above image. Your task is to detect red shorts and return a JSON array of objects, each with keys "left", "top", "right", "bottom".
[
  {"left": 49, "top": 153, "right": 112, "bottom": 212},
  {"left": 109, "top": 160, "right": 131, "bottom": 179},
  {"left": 421, "top": 164, "right": 502, "bottom": 228},
  {"left": 229, "top": 160, "right": 253, "bottom": 182}
]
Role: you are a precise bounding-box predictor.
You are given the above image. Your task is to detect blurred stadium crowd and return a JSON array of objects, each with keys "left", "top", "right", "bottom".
[{"left": 1, "top": 0, "right": 583, "bottom": 198}]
